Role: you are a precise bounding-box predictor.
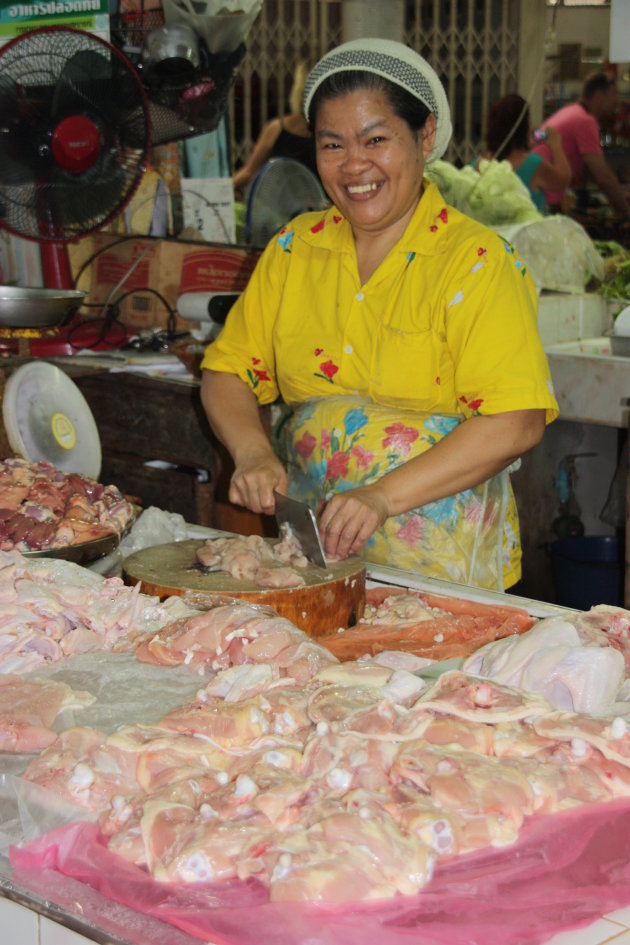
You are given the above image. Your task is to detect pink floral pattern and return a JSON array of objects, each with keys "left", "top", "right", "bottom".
[
  {"left": 396, "top": 515, "right": 424, "bottom": 545},
  {"left": 295, "top": 431, "right": 317, "bottom": 459},
  {"left": 351, "top": 444, "right": 375, "bottom": 469},
  {"left": 382, "top": 422, "right": 419, "bottom": 455},
  {"left": 326, "top": 451, "right": 350, "bottom": 480}
]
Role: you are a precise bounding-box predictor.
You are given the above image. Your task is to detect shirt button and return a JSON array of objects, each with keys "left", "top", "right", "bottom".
[
  {"left": 344, "top": 345, "right": 353, "bottom": 354},
  {"left": 355, "top": 292, "right": 364, "bottom": 301}
]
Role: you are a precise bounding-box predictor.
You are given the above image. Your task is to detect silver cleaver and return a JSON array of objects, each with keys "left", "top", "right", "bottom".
[{"left": 273, "top": 490, "right": 327, "bottom": 569}]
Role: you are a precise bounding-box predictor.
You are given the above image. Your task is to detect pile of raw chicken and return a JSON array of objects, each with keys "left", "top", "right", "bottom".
[
  {"left": 0, "top": 457, "right": 135, "bottom": 552},
  {"left": 3, "top": 547, "right": 630, "bottom": 905}
]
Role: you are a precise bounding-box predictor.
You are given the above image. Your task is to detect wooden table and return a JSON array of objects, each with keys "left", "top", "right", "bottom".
[{"left": 0, "top": 356, "right": 274, "bottom": 537}]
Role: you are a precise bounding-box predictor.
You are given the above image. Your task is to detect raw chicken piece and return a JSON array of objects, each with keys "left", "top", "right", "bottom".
[
  {"left": 201, "top": 663, "right": 283, "bottom": 702},
  {"left": 136, "top": 602, "right": 338, "bottom": 685},
  {"left": 134, "top": 603, "right": 269, "bottom": 667},
  {"left": 140, "top": 796, "right": 275, "bottom": 883},
  {"left": 0, "top": 673, "right": 95, "bottom": 752},
  {"left": 195, "top": 527, "right": 307, "bottom": 589},
  {"left": 267, "top": 807, "right": 435, "bottom": 902},
  {"left": 411, "top": 670, "right": 553, "bottom": 723},
  {"left": 463, "top": 616, "right": 626, "bottom": 714},
  {"left": 392, "top": 743, "right": 537, "bottom": 839},
  {"left": 301, "top": 731, "right": 398, "bottom": 794},
  {"left": 533, "top": 711, "right": 630, "bottom": 766},
  {"left": 320, "top": 587, "right": 534, "bottom": 662},
  {"left": 368, "top": 650, "right": 435, "bottom": 672},
  {"left": 313, "top": 661, "right": 427, "bottom": 706},
  {"left": 22, "top": 727, "right": 111, "bottom": 810},
  {"left": 0, "top": 551, "right": 182, "bottom": 674}
]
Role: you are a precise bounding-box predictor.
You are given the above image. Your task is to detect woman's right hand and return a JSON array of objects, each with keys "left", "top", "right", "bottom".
[
  {"left": 229, "top": 448, "right": 289, "bottom": 516},
  {"left": 545, "top": 126, "right": 562, "bottom": 148}
]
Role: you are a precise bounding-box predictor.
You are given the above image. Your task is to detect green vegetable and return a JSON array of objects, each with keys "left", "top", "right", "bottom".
[
  {"left": 425, "top": 158, "right": 543, "bottom": 226},
  {"left": 592, "top": 240, "right": 630, "bottom": 305},
  {"left": 593, "top": 239, "right": 628, "bottom": 258}
]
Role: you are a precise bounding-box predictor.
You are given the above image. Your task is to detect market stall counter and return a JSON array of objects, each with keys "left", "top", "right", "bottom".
[
  {"left": 0, "top": 356, "right": 274, "bottom": 539},
  {"left": 3, "top": 537, "right": 630, "bottom": 945}
]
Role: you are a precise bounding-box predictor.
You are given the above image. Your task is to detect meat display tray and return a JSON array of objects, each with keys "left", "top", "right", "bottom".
[{"left": 21, "top": 530, "right": 122, "bottom": 565}]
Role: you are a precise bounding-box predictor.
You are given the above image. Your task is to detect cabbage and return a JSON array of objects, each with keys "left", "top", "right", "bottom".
[
  {"left": 425, "top": 158, "right": 542, "bottom": 226},
  {"left": 426, "top": 159, "right": 604, "bottom": 292},
  {"left": 496, "top": 217, "right": 605, "bottom": 293}
]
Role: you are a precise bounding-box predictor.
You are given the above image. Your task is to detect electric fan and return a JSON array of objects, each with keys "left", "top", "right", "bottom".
[
  {"left": 0, "top": 26, "right": 151, "bottom": 299},
  {"left": 245, "top": 158, "right": 329, "bottom": 249}
]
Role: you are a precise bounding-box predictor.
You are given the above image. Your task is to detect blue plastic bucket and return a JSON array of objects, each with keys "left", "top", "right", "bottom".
[{"left": 550, "top": 535, "right": 624, "bottom": 611}]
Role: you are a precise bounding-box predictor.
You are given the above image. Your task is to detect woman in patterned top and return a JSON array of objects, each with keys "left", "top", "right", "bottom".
[{"left": 200, "top": 38, "right": 558, "bottom": 591}]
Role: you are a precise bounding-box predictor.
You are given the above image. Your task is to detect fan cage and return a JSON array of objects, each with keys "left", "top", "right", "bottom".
[
  {"left": 0, "top": 26, "right": 151, "bottom": 243},
  {"left": 246, "top": 158, "right": 329, "bottom": 248}
]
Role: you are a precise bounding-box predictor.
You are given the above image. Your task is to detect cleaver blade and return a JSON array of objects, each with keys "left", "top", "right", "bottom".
[{"left": 273, "top": 491, "right": 327, "bottom": 569}]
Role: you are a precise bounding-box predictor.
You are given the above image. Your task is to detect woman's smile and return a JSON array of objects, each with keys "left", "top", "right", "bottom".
[{"left": 346, "top": 181, "right": 383, "bottom": 198}]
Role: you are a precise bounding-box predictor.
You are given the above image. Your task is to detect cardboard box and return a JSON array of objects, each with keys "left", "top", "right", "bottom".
[{"left": 69, "top": 234, "right": 260, "bottom": 333}]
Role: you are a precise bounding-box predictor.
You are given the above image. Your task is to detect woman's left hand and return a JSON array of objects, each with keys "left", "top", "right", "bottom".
[{"left": 318, "top": 486, "right": 390, "bottom": 560}]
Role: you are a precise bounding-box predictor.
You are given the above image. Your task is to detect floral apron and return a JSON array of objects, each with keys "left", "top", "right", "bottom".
[{"left": 275, "top": 396, "right": 520, "bottom": 591}]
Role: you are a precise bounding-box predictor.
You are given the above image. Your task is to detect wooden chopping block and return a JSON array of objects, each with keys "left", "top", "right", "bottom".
[{"left": 122, "top": 539, "right": 366, "bottom": 638}]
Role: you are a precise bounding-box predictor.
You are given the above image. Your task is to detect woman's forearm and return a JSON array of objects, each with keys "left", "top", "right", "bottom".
[
  {"left": 201, "top": 370, "right": 272, "bottom": 463},
  {"left": 200, "top": 370, "right": 288, "bottom": 513},
  {"left": 376, "top": 410, "right": 546, "bottom": 517}
]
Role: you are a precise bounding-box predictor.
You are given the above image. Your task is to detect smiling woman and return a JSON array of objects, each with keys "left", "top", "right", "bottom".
[{"left": 199, "top": 38, "right": 559, "bottom": 592}]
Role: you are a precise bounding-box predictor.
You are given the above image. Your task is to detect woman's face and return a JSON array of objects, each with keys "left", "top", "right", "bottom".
[{"left": 314, "top": 87, "right": 436, "bottom": 238}]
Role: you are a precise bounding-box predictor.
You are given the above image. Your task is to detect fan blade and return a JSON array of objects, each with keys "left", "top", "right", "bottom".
[
  {"left": 0, "top": 76, "right": 47, "bottom": 185},
  {"left": 41, "top": 147, "right": 138, "bottom": 238},
  {"left": 52, "top": 50, "right": 148, "bottom": 151}
]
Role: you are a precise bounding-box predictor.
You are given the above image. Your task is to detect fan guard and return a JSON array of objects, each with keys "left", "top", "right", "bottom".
[
  {"left": 245, "top": 158, "right": 329, "bottom": 248},
  {"left": 0, "top": 26, "right": 151, "bottom": 244}
]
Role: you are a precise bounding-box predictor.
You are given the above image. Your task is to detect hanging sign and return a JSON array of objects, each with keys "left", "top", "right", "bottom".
[{"left": 0, "top": 0, "right": 110, "bottom": 44}]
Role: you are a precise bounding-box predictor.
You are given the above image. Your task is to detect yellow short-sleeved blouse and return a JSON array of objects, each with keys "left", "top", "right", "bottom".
[{"left": 201, "top": 180, "right": 559, "bottom": 423}]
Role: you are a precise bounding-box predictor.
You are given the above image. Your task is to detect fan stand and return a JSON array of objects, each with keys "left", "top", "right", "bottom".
[
  {"left": 29, "top": 243, "right": 92, "bottom": 355},
  {"left": 41, "top": 243, "right": 74, "bottom": 291}
]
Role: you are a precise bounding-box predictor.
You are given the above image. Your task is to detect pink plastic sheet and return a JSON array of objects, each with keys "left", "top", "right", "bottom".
[{"left": 11, "top": 798, "right": 630, "bottom": 945}]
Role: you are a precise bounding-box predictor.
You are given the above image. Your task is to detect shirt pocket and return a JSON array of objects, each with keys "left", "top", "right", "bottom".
[{"left": 370, "top": 322, "right": 441, "bottom": 410}]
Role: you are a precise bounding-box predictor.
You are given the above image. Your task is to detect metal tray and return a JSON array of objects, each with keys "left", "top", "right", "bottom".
[
  {"left": 0, "top": 287, "right": 85, "bottom": 328},
  {"left": 20, "top": 507, "right": 139, "bottom": 565},
  {"left": 21, "top": 529, "right": 122, "bottom": 564}
]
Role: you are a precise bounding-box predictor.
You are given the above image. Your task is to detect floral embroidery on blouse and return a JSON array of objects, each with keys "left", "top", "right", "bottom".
[
  {"left": 459, "top": 394, "right": 484, "bottom": 414},
  {"left": 246, "top": 357, "right": 271, "bottom": 390},
  {"left": 448, "top": 289, "right": 464, "bottom": 308},
  {"left": 313, "top": 348, "right": 339, "bottom": 383},
  {"left": 429, "top": 206, "right": 449, "bottom": 233},
  {"left": 277, "top": 228, "right": 294, "bottom": 252},
  {"left": 499, "top": 237, "right": 527, "bottom": 277}
]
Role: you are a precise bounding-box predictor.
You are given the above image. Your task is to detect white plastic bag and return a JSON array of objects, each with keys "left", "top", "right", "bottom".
[{"left": 161, "top": 0, "right": 263, "bottom": 54}]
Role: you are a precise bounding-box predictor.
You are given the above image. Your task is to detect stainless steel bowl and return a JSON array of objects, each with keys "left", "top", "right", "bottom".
[
  {"left": 0, "top": 287, "right": 85, "bottom": 328},
  {"left": 142, "top": 25, "right": 200, "bottom": 78}
]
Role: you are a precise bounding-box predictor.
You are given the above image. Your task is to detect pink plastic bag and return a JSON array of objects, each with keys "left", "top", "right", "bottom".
[{"left": 11, "top": 797, "right": 630, "bottom": 945}]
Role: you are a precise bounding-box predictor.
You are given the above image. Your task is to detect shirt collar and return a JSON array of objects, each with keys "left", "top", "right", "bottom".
[{"left": 297, "top": 180, "right": 454, "bottom": 257}]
